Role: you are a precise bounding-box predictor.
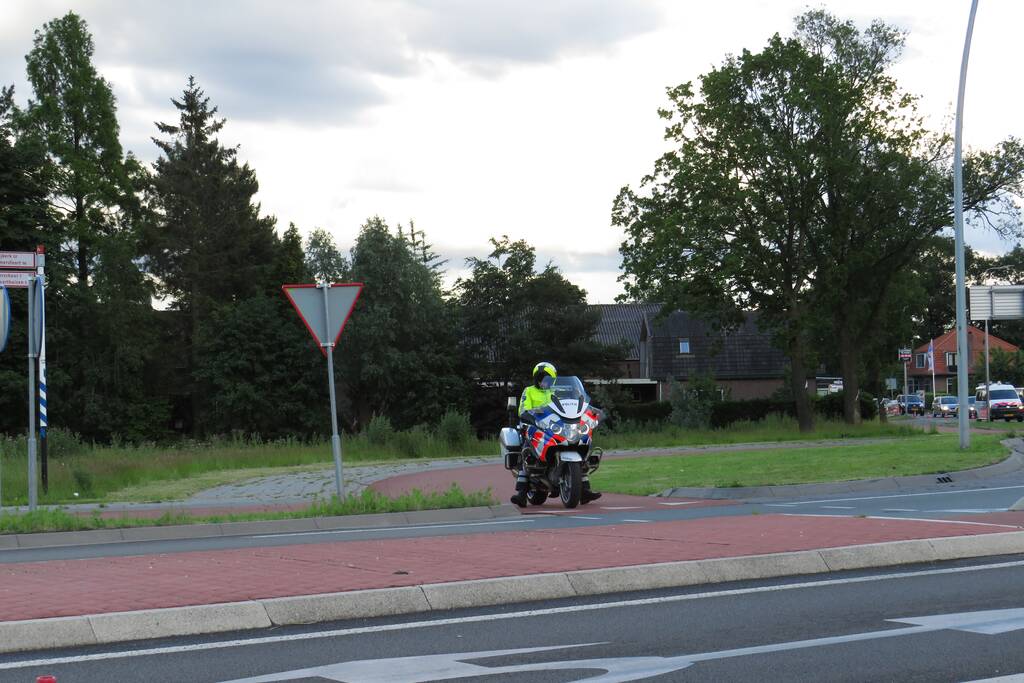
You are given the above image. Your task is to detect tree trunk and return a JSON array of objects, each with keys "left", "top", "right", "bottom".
[
  {"left": 839, "top": 327, "right": 861, "bottom": 425},
  {"left": 790, "top": 336, "right": 814, "bottom": 432}
]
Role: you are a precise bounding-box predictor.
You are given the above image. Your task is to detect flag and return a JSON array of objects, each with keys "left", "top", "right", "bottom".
[{"left": 927, "top": 340, "right": 934, "bottom": 370}]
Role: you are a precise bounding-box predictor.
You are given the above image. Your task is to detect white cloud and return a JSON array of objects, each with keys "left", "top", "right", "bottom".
[{"left": 4, "top": 0, "right": 1023, "bottom": 304}]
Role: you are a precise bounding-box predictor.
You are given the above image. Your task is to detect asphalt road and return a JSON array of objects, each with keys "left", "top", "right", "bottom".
[
  {"left": 3, "top": 475, "right": 1024, "bottom": 564},
  {"left": 5, "top": 554, "right": 1024, "bottom": 682}
]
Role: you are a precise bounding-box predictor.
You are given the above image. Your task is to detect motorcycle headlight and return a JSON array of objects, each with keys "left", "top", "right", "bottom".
[
  {"left": 580, "top": 423, "right": 590, "bottom": 435},
  {"left": 550, "top": 423, "right": 562, "bottom": 435},
  {"left": 563, "top": 424, "right": 579, "bottom": 442}
]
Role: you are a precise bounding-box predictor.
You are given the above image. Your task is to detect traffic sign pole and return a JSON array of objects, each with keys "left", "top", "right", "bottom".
[
  {"left": 282, "top": 282, "right": 362, "bottom": 502},
  {"left": 26, "top": 279, "right": 37, "bottom": 510},
  {"left": 321, "top": 283, "right": 344, "bottom": 500}
]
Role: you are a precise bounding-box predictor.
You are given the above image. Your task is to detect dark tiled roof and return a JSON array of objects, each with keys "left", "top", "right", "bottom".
[
  {"left": 589, "top": 303, "right": 661, "bottom": 360},
  {"left": 647, "top": 310, "right": 787, "bottom": 380}
]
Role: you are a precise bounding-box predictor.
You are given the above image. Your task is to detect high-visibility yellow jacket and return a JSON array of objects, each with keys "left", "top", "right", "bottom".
[{"left": 520, "top": 386, "right": 553, "bottom": 414}]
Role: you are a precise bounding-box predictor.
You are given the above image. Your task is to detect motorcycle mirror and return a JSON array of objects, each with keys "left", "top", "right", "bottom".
[{"left": 507, "top": 396, "right": 518, "bottom": 408}]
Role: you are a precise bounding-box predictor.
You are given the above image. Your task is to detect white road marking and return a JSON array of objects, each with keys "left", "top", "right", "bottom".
[
  {"left": 251, "top": 519, "right": 535, "bottom": 539},
  {"left": 770, "top": 484, "right": 1024, "bottom": 506},
  {"left": 820, "top": 506, "right": 855, "bottom": 510},
  {"left": 659, "top": 501, "right": 700, "bottom": 506},
  {"left": 882, "top": 509, "right": 919, "bottom": 512},
  {"left": 863, "top": 516, "right": 1019, "bottom": 529},
  {"left": 572, "top": 516, "right": 602, "bottom": 520},
  {"left": 219, "top": 608, "right": 1024, "bottom": 682},
  {"left": 782, "top": 513, "right": 1019, "bottom": 529},
  {"left": 623, "top": 519, "right": 651, "bottom": 523},
  {"left": 8, "top": 558, "right": 1024, "bottom": 670},
  {"left": 961, "top": 673, "right": 1024, "bottom": 682}
]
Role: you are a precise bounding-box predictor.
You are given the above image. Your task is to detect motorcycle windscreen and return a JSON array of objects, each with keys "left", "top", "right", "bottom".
[{"left": 548, "top": 376, "right": 589, "bottom": 419}]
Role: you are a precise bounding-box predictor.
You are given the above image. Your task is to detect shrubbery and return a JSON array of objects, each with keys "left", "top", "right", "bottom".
[
  {"left": 436, "top": 410, "right": 473, "bottom": 449},
  {"left": 365, "top": 415, "right": 394, "bottom": 446}
]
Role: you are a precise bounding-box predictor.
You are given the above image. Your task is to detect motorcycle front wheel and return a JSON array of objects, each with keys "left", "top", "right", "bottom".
[{"left": 560, "top": 462, "right": 582, "bottom": 508}]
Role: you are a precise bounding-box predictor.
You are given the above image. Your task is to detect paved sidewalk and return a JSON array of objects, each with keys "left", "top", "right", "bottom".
[{"left": 2, "top": 512, "right": 1022, "bottom": 623}]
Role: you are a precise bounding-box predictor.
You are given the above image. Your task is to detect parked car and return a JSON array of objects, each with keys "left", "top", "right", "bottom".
[
  {"left": 884, "top": 399, "right": 901, "bottom": 416},
  {"left": 976, "top": 383, "right": 1024, "bottom": 422},
  {"left": 897, "top": 394, "right": 925, "bottom": 416},
  {"left": 931, "top": 395, "right": 958, "bottom": 417}
]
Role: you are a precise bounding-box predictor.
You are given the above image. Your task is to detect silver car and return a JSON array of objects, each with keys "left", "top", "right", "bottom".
[{"left": 932, "top": 395, "right": 958, "bottom": 417}]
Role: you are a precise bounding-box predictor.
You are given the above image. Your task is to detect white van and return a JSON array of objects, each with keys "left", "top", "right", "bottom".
[{"left": 975, "top": 383, "right": 1024, "bottom": 422}]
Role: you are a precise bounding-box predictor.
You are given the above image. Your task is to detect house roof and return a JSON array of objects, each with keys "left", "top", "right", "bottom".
[
  {"left": 589, "top": 303, "right": 661, "bottom": 361},
  {"left": 909, "top": 326, "right": 1019, "bottom": 376},
  {"left": 646, "top": 310, "right": 787, "bottom": 380}
]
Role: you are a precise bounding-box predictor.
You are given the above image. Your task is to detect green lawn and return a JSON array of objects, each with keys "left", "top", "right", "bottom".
[
  {"left": 600, "top": 416, "right": 920, "bottom": 451},
  {"left": 0, "top": 484, "right": 494, "bottom": 535},
  {"left": 594, "top": 433, "right": 1010, "bottom": 495},
  {"left": 0, "top": 416, "right": 928, "bottom": 506}
]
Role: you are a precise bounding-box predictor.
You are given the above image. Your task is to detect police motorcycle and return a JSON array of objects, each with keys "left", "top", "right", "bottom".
[{"left": 500, "top": 376, "right": 604, "bottom": 508}]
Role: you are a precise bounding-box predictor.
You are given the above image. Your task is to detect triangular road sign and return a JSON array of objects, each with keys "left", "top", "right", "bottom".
[{"left": 282, "top": 283, "right": 363, "bottom": 356}]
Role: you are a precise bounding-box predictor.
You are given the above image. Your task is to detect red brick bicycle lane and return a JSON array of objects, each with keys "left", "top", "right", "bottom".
[{"left": 0, "top": 514, "right": 1016, "bottom": 622}]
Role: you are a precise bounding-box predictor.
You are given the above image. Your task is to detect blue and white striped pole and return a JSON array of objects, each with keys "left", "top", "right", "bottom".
[{"left": 38, "top": 274, "right": 46, "bottom": 439}]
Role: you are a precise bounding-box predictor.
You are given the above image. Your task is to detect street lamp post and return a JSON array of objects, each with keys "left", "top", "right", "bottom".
[{"left": 953, "top": 0, "right": 979, "bottom": 450}]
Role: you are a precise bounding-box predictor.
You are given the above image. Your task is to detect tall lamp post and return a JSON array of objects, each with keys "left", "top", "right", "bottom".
[{"left": 954, "top": 0, "right": 980, "bottom": 450}]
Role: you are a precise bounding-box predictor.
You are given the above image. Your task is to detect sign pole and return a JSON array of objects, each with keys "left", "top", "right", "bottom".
[
  {"left": 321, "top": 283, "right": 344, "bottom": 500},
  {"left": 903, "top": 356, "right": 909, "bottom": 408},
  {"left": 985, "top": 318, "right": 991, "bottom": 421},
  {"left": 26, "top": 279, "right": 37, "bottom": 511},
  {"left": 36, "top": 247, "right": 47, "bottom": 493}
]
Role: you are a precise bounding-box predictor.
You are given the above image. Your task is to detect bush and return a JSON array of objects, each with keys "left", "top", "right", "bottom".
[
  {"left": 392, "top": 425, "right": 430, "bottom": 458},
  {"left": 365, "top": 415, "right": 394, "bottom": 446},
  {"left": 816, "top": 391, "right": 878, "bottom": 421},
  {"left": 669, "top": 374, "right": 719, "bottom": 430},
  {"left": 436, "top": 410, "right": 473, "bottom": 449},
  {"left": 616, "top": 401, "right": 672, "bottom": 424},
  {"left": 710, "top": 399, "right": 795, "bottom": 429}
]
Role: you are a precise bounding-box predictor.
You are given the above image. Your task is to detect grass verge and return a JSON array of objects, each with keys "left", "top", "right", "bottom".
[
  {"left": 600, "top": 415, "right": 920, "bottom": 451},
  {"left": 0, "top": 484, "right": 494, "bottom": 535},
  {"left": 595, "top": 433, "right": 1010, "bottom": 495},
  {"left": 0, "top": 416, "right": 926, "bottom": 506},
  {"left": 0, "top": 432, "right": 495, "bottom": 506}
]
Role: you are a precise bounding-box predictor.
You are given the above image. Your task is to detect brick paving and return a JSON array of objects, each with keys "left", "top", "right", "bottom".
[{"left": 0, "top": 513, "right": 1016, "bottom": 622}]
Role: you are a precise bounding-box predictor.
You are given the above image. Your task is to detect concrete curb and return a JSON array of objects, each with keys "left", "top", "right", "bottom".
[
  {"left": 3, "top": 530, "right": 1023, "bottom": 654},
  {"left": 0, "top": 505, "right": 519, "bottom": 550},
  {"left": 660, "top": 439, "right": 1024, "bottom": 501}
]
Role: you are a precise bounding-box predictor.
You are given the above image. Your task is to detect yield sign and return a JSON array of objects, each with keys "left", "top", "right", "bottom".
[{"left": 282, "top": 283, "right": 362, "bottom": 356}]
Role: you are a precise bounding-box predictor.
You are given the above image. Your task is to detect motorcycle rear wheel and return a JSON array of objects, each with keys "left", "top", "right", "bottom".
[{"left": 560, "top": 462, "right": 582, "bottom": 508}]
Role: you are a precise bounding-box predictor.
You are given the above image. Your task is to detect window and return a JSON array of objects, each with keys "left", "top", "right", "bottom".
[
  {"left": 946, "top": 377, "right": 955, "bottom": 393},
  {"left": 945, "top": 351, "right": 956, "bottom": 368},
  {"left": 678, "top": 338, "right": 691, "bottom": 354},
  {"left": 915, "top": 353, "right": 926, "bottom": 368}
]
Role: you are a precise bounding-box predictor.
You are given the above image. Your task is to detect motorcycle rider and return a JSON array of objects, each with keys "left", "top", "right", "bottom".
[{"left": 511, "top": 361, "right": 602, "bottom": 507}]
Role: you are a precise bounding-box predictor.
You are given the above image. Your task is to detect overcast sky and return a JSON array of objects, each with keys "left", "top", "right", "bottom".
[{"left": 3, "top": 1, "right": 1022, "bottom": 301}]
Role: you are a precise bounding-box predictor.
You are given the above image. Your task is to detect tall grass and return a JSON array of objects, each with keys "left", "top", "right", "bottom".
[{"left": 0, "top": 427, "right": 493, "bottom": 506}]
